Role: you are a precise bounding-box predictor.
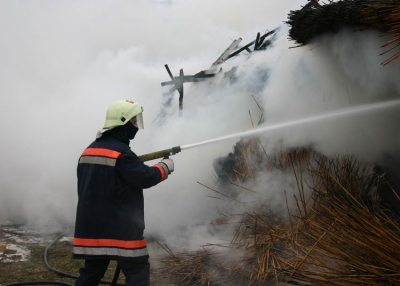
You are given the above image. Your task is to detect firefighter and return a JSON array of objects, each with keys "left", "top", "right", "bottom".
[{"left": 73, "top": 100, "right": 174, "bottom": 285}]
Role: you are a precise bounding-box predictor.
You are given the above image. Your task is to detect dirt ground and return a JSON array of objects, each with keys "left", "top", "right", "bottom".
[
  {"left": 0, "top": 239, "right": 124, "bottom": 285},
  {"left": 0, "top": 232, "right": 174, "bottom": 285}
]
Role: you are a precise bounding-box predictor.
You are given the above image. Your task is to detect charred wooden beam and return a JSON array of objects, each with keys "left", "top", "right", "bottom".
[
  {"left": 162, "top": 65, "right": 218, "bottom": 115},
  {"left": 164, "top": 64, "right": 175, "bottom": 80},
  {"left": 161, "top": 73, "right": 216, "bottom": 87},
  {"left": 211, "top": 38, "right": 242, "bottom": 67},
  {"left": 254, "top": 32, "right": 261, "bottom": 50},
  {"left": 160, "top": 29, "right": 276, "bottom": 115},
  {"left": 226, "top": 29, "right": 277, "bottom": 60},
  {"left": 178, "top": 69, "right": 184, "bottom": 112}
]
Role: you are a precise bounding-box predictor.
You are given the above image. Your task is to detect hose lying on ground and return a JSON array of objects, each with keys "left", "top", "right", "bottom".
[
  {"left": 43, "top": 227, "right": 122, "bottom": 286},
  {"left": 4, "top": 226, "right": 122, "bottom": 286}
]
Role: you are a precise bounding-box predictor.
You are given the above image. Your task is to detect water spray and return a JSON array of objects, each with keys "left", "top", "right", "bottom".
[{"left": 138, "top": 99, "right": 400, "bottom": 162}]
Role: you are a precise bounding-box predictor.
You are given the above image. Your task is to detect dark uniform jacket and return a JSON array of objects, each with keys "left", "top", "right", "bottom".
[{"left": 73, "top": 128, "right": 166, "bottom": 260}]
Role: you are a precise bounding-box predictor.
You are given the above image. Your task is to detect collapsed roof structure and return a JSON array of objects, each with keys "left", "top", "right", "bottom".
[
  {"left": 158, "top": 0, "right": 400, "bottom": 124},
  {"left": 155, "top": 1, "right": 400, "bottom": 285},
  {"left": 156, "top": 29, "right": 277, "bottom": 121}
]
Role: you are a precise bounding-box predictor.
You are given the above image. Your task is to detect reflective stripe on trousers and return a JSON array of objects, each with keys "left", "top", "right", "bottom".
[{"left": 73, "top": 246, "right": 148, "bottom": 258}]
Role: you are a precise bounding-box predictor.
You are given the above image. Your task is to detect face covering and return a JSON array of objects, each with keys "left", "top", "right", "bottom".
[{"left": 122, "top": 121, "right": 139, "bottom": 140}]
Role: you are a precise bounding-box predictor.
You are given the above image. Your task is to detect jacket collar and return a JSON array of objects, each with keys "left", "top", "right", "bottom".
[{"left": 98, "top": 127, "right": 130, "bottom": 145}]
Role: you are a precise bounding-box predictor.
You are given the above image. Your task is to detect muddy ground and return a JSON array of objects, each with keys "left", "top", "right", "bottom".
[{"left": 0, "top": 227, "right": 175, "bottom": 285}]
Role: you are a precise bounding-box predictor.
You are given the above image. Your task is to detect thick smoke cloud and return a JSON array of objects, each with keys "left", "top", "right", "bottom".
[
  {"left": 0, "top": 0, "right": 299, "bottom": 234},
  {"left": 251, "top": 28, "right": 400, "bottom": 160},
  {"left": 0, "top": 0, "right": 399, "bottom": 252}
]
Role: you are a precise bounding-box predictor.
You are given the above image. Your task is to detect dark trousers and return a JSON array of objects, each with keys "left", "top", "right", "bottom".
[{"left": 75, "top": 258, "right": 150, "bottom": 286}]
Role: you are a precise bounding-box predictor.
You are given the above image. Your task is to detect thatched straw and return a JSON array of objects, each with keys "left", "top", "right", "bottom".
[
  {"left": 275, "top": 156, "right": 400, "bottom": 285},
  {"left": 155, "top": 146, "right": 400, "bottom": 285},
  {"left": 287, "top": 0, "right": 400, "bottom": 65},
  {"left": 364, "top": 0, "right": 400, "bottom": 65}
]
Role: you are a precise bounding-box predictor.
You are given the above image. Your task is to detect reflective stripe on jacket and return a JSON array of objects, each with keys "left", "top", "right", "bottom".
[{"left": 73, "top": 128, "right": 166, "bottom": 260}]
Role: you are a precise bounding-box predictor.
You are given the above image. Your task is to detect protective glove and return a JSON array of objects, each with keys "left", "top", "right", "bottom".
[{"left": 158, "top": 158, "right": 174, "bottom": 174}]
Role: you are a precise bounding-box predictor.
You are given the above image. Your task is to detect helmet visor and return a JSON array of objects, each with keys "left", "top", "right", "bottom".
[{"left": 136, "top": 113, "right": 144, "bottom": 129}]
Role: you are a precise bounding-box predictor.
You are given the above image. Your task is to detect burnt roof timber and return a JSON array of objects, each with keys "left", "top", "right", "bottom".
[
  {"left": 211, "top": 38, "right": 242, "bottom": 68},
  {"left": 226, "top": 28, "right": 277, "bottom": 60},
  {"left": 160, "top": 28, "right": 277, "bottom": 113},
  {"left": 164, "top": 64, "right": 175, "bottom": 80},
  {"left": 178, "top": 69, "right": 184, "bottom": 112},
  {"left": 161, "top": 73, "right": 216, "bottom": 87}
]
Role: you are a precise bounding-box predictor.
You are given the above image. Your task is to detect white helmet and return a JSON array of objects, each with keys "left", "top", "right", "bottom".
[{"left": 103, "top": 100, "right": 144, "bottom": 129}]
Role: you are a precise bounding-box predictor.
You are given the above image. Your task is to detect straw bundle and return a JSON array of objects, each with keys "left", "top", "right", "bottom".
[
  {"left": 287, "top": 0, "right": 368, "bottom": 47},
  {"left": 265, "top": 156, "right": 400, "bottom": 286},
  {"left": 364, "top": 0, "right": 400, "bottom": 65},
  {"left": 156, "top": 148, "right": 400, "bottom": 285},
  {"left": 287, "top": 0, "right": 400, "bottom": 65},
  {"left": 282, "top": 158, "right": 395, "bottom": 285},
  {"left": 214, "top": 137, "right": 311, "bottom": 183}
]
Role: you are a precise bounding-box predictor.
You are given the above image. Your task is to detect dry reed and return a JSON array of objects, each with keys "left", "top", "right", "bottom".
[
  {"left": 287, "top": 0, "right": 400, "bottom": 65},
  {"left": 364, "top": 0, "right": 400, "bottom": 65},
  {"left": 155, "top": 141, "right": 400, "bottom": 285}
]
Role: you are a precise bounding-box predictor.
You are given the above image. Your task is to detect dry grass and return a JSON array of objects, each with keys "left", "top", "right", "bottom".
[
  {"left": 156, "top": 141, "right": 400, "bottom": 285},
  {"left": 214, "top": 137, "right": 311, "bottom": 183},
  {"left": 0, "top": 241, "right": 83, "bottom": 284},
  {"left": 364, "top": 0, "right": 400, "bottom": 65},
  {"left": 287, "top": 0, "right": 400, "bottom": 65},
  {"left": 0, "top": 237, "right": 169, "bottom": 285}
]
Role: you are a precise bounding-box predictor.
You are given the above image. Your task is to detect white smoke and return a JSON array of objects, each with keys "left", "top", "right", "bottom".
[
  {"left": 252, "top": 28, "right": 400, "bottom": 160},
  {"left": 0, "top": 0, "right": 300, "bottom": 233},
  {"left": 0, "top": 0, "right": 399, "bottom": 254}
]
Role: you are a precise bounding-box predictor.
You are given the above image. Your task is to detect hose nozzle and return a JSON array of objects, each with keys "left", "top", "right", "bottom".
[{"left": 138, "top": 146, "right": 181, "bottom": 162}]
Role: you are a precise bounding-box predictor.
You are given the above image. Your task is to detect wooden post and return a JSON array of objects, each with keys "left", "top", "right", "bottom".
[
  {"left": 178, "top": 69, "right": 184, "bottom": 117},
  {"left": 254, "top": 32, "right": 261, "bottom": 50}
]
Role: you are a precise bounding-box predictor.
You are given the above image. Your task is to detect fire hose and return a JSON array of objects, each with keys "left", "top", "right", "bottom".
[{"left": 4, "top": 227, "right": 122, "bottom": 286}]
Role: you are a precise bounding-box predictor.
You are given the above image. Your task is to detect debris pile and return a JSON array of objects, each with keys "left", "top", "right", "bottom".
[
  {"left": 157, "top": 29, "right": 277, "bottom": 123},
  {"left": 153, "top": 3, "right": 400, "bottom": 282},
  {"left": 156, "top": 147, "right": 400, "bottom": 285},
  {"left": 287, "top": 0, "right": 400, "bottom": 65},
  {"left": 213, "top": 137, "right": 310, "bottom": 184}
]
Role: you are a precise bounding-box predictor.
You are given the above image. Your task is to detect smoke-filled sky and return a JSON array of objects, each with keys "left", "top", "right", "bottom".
[{"left": 1, "top": 0, "right": 399, "bottom": 249}]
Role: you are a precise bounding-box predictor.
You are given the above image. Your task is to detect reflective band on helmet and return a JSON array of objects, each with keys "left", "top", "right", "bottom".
[
  {"left": 153, "top": 164, "right": 166, "bottom": 181},
  {"left": 79, "top": 156, "right": 117, "bottom": 167},
  {"left": 74, "top": 237, "right": 146, "bottom": 248},
  {"left": 125, "top": 106, "right": 137, "bottom": 117},
  {"left": 106, "top": 117, "right": 119, "bottom": 120},
  {"left": 82, "top": 148, "right": 121, "bottom": 158},
  {"left": 73, "top": 246, "right": 148, "bottom": 258}
]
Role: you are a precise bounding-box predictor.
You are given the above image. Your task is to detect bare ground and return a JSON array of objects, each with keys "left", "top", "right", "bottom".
[{"left": 0, "top": 234, "right": 175, "bottom": 285}]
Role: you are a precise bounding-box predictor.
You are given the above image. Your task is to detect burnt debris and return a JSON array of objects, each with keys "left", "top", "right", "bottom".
[{"left": 159, "top": 29, "right": 277, "bottom": 118}]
